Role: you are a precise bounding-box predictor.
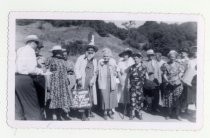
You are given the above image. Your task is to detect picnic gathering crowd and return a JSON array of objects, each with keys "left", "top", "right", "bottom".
[{"left": 15, "top": 34, "right": 197, "bottom": 121}]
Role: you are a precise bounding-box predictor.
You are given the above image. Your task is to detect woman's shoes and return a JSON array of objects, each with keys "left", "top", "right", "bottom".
[
  {"left": 88, "top": 111, "right": 95, "bottom": 118},
  {"left": 81, "top": 112, "right": 87, "bottom": 121},
  {"left": 129, "top": 115, "right": 134, "bottom": 120},
  {"left": 165, "top": 116, "right": 170, "bottom": 120},
  {"left": 108, "top": 111, "right": 114, "bottom": 119},
  {"left": 138, "top": 113, "right": 143, "bottom": 120},
  {"left": 109, "top": 114, "right": 114, "bottom": 120},
  {"left": 103, "top": 114, "right": 108, "bottom": 120},
  {"left": 176, "top": 116, "right": 182, "bottom": 121}
]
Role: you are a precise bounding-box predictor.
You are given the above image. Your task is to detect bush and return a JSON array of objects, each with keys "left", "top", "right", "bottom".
[
  {"left": 62, "top": 40, "right": 88, "bottom": 56},
  {"left": 16, "top": 19, "right": 37, "bottom": 26}
]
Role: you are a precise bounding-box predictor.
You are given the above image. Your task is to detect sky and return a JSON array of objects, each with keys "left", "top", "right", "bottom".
[
  {"left": 105, "top": 20, "right": 186, "bottom": 28},
  {"left": 105, "top": 20, "right": 145, "bottom": 28}
]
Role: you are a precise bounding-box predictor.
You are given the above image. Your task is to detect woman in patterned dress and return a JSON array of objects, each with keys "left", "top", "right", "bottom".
[
  {"left": 128, "top": 52, "right": 147, "bottom": 120},
  {"left": 45, "top": 45, "right": 72, "bottom": 120},
  {"left": 161, "top": 50, "right": 184, "bottom": 120}
]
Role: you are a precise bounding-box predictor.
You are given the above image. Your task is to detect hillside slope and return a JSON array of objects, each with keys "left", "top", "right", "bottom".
[{"left": 16, "top": 22, "right": 136, "bottom": 61}]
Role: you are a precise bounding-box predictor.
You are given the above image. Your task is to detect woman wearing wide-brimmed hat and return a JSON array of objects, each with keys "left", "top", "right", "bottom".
[
  {"left": 45, "top": 45, "right": 72, "bottom": 120},
  {"left": 117, "top": 48, "right": 134, "bottom": 111},
  {"left": 161, "top": 50, "right": 184, "bottom": 120},
  {"left": 127, "top": 52, "right": 148, "bottom": 120}
]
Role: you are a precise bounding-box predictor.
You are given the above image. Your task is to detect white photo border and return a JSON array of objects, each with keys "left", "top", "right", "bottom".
[{"left": 7, "top": 11, "right": 204, "bottom": 130}]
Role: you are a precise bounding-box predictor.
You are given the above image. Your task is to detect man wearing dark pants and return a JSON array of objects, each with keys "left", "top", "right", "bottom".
[{"left": 15, "top": 35, "right": 50, "bottom": 120}]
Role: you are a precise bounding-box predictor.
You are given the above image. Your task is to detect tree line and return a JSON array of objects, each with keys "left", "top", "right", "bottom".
[{"left": 17, "top": 19, "right": 197, "bottom": 56}]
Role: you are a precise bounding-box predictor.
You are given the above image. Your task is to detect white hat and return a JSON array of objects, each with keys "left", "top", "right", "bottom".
[
  {"left": 168, "top": 50, "right": 178, "bottom": 57},
  {"left": 62, "top": 48, "right": 67, "bottom": 52},
  {"left": 50, "top": 45, "right": 62, "bottom": 52},
  {"left": 146, "top": 49, "right": 155, "bottom": 55},
  {"left": 25, "top": 35, "right": 40, "bottom": 44}
]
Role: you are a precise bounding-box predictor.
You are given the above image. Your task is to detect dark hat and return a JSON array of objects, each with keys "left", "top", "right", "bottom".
[
  {"left": 86, "top": 44, "right": 98, "bottom": 52},
  {"left": 132, "top": 52, "right": 142, "bottom": 58},
  {"left": 86, "top": 34, "right": 98, "bottom": 52},
  {"left": 37, "top": 41, "right": 44, "bottom": 48},
  {"left": 190, "top": 46, "right": 197, "bottom": 53},
  {"left": 119, "top": 48, "right": 133, "bottom": 57},
  {"left": 180, "top": 48, "right": 190, "bottom": 53}
]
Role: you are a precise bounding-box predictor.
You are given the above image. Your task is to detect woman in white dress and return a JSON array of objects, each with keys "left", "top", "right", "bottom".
[{"left": 117, "top": 49, "right": 134, "bottom": 112}]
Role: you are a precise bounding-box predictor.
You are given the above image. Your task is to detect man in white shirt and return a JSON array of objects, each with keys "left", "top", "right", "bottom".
[
  {"left": 144, "top": 49, "right": 160, "bottom": 113},
  {"left": 15, "top": 35, "right": 48, "bottom": 120}
]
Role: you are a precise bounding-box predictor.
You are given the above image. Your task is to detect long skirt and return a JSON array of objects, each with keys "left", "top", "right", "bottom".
[
  {"left": 100, "top": 75, "right": 118, "bottom": 110},
  {"left": 130, "top": 85, "right": 144, "bottom": 113},
  {"left": 118, "top": 75, "right": 130, "bottom": 104},
  {"left": 15, "top": 74, "right": 42, "bottom": 120},
  {"left": 163, "top": 83, "right": 183, "bottom": 108},
  {"left": 187, "top": 76, "right": 197, "bottom": 105}
]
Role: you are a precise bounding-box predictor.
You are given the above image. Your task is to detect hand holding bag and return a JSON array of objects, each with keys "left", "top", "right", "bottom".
[{"left": 70, "top": 85, "right": 92, "bottom": 109}]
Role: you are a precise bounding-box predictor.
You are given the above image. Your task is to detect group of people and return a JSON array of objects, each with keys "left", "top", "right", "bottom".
[{"left": 15, "top": 34, "right": 197, "bottom": 121}]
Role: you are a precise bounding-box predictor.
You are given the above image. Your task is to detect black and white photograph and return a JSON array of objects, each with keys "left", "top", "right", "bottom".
[{"left": 7, "top": 12, "right": 204, "bottom": 129}]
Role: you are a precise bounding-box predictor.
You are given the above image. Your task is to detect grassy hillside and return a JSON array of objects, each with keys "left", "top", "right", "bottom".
[{"left": 16, "top": 22, "right": 137, "bottom": 62}]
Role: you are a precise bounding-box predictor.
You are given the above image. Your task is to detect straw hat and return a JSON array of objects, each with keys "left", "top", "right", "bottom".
[
  {"left": 168, "top": 50, "right": 178, "bottom": 57},
  {"left": 146, "top": 49, "right": 155, "bottom": 55},
  {"left": 25, "top": 35, "right": 40, "bottom": 44},
  {"left": 50, "top": 45, "right": 63, "bottom": 52}
]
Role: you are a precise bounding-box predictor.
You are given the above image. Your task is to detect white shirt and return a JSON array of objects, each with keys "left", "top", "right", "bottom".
[
  {"left": 182, "top": 58, "right": 197, "bottom": 86},
  {"left": 16, "top": 45, "right": 43, "bottom": 75},
  {"left": 155, "top": 60, "right": 165, "bottom": 83},
  {"left": 117, "top": 57, "right": 134, "bottom": 75}
]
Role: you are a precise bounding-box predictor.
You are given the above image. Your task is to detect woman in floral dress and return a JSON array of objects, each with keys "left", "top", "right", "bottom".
[
  {"left": 45, "top": 45, "right": 72, "bottom": 120},
  {"left": 128, "top": 52, "right": 147, "bottom": 120},
  {"left": 161, "top": 50, "right": 184, "bottom": 120}
]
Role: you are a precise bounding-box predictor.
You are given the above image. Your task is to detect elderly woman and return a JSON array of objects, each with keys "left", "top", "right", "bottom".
[
  {"left": 98, "top": 48, "right": 118, "bottom": 120},
  {"left": 45, "top": 45, "right": 72, "bottom": 120},
  {"left": 161, "top": 50, "right": 184, "bottom": 120},
  {"left": 128, "top": 52, "right": 147, "bottom": 120}
]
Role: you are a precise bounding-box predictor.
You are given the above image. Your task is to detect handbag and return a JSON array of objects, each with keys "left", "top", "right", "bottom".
[
  {"left": 70, "top": 85, "right": 92, "bottom": 109},
  {"left": 143, "top": 79, "right": 159, "bottom": 90}
]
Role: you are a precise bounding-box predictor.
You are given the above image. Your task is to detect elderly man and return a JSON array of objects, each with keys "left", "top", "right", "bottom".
[
  {"left": 144, "top": 49, "right": 160, "bottom": 113},
  {"left": 74, "top": 39, "right": 98, "bottom": 121},
  {"left": 15, "top": 35, "right": 50, "bottom": 120}
]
